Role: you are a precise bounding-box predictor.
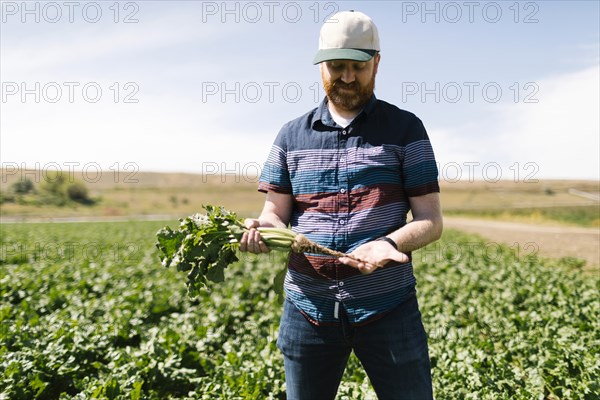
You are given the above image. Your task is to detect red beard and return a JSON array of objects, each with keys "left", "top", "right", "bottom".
[{"left": 322, "top": 69, "right": 376, "bottom": 112}]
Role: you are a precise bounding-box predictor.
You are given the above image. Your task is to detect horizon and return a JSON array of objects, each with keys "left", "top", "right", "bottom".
[{"left": 1, "top": 166, "right": 599, "bottom": 187}]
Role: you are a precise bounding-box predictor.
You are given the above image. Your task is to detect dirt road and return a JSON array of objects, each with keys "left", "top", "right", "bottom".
[{"left": 444, "top": 217, "right": 600, "bottom": 273}]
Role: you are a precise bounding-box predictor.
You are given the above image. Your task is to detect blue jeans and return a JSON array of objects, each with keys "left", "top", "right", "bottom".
[{"left": 277, "top": 293, "right": 433, "bottom": 400}]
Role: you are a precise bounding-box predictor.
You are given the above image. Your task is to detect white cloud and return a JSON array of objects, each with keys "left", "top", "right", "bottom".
[
  {"left": 0, "top": 84, "right": 272, "bottom": 174},
  {"left": 495, "top": 65, "right": 599, "bottom": 180},
  {"left": 0, "top": 6, "right": 269, "bottom": 175},
  {"left": 0, "top": 8, "right": 231, "bottom": 77},
  {"left": 1, "top": 4, "right": 597, "bottom": 181},
  {"left": 430, "top": 65, "right": 599, "bottom": 181}
]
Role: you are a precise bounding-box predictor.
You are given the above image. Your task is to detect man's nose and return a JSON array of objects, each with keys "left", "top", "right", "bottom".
[{"left": 340, "top": 67, "right": 355, "bottom": 83}]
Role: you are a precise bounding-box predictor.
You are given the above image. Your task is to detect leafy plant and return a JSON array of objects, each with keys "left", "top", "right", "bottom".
[
  {"left": 10, "top": 178, "right": 34, "bottom": 194},
  {"left": 1, "top": 222, "right": 597, "bottom": 399},
  {"left": 156, "top": 205, "right": 348, "bottom": 297}
]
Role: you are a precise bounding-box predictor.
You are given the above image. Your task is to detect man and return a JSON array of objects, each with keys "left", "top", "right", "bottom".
[{"left": 240, "top": 10, "right": 442, "bottom": 400}]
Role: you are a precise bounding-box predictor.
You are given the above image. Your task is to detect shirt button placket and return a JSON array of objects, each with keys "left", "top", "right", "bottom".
[{"left": 338, "top": 134, "right": 349, "bottom": 247}]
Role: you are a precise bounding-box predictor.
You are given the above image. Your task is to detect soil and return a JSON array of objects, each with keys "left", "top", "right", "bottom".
[{"left": 444, "top": 216, "right": 600, "bottom": 274}]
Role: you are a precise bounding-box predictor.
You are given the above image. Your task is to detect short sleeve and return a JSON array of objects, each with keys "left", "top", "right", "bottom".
[
  {"left": 258, "top": 128, "right": 292, "bottom": 194},
  {"left": 403, "top": 118, "right": 440, "bottom": 197}
]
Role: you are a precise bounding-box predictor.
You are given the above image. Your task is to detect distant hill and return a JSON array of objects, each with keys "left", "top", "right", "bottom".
[{"left": 1, "top": 169, "right": 598, "bottom": 224}]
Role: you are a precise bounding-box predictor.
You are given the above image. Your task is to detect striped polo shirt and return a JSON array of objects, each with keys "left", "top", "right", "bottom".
[{"left": 258, "top": 95, "right": 439, "bottom": 325}]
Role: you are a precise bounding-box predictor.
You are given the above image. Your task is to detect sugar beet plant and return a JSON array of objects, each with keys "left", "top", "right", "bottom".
[
  {"left": 156, "top": 205, "right": 349, "bottom": 297},
  {"left": 1, "top": 221, "right": 598, "bottom": 399}
]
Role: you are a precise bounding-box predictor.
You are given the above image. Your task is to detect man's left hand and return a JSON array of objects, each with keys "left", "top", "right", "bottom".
[{"left": 338, "top": 240, "right": 409, "bottom": 275}]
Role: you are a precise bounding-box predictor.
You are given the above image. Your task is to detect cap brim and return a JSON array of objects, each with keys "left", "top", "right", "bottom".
[{"left": 313, "top": 49, "right": 377, "bottom": 65}]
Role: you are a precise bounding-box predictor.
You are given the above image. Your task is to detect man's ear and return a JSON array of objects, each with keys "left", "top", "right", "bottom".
[{"left": 373, "top": 53, "right": 381, "bottom": 74}]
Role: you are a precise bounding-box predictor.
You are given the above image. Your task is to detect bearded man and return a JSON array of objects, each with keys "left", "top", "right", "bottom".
[{"left": 240, "top": 10, "right": 442, "bottom": 400}]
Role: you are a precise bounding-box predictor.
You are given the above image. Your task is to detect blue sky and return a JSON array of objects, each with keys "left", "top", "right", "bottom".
[{"left": 1, "top": 1, "right": 599, "bottom": 181}]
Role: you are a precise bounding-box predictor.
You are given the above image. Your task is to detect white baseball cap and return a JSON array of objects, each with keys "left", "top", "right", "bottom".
[{"left": 313, "top": 10, "right": 380, "bottom": 65}]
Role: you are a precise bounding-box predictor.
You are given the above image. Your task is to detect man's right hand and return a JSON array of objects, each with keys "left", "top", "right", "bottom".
[{"left": 239, "top": 218, "right": 271, "bottom": 254}]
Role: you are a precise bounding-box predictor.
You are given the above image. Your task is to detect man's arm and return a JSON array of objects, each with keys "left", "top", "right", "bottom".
[
  {"left": 239, "top": 191, "right": 294, "bottom": 253},
  {"left": 388, "top": 192, "right": 443, "bottom": 253},
  {"left": 339, "top": 192, "right": 443, "bottom": 273}
]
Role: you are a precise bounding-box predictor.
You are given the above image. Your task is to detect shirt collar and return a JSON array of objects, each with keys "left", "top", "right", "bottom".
[{"left": 311, "top": 94, "right": 378, "bottom": 130}]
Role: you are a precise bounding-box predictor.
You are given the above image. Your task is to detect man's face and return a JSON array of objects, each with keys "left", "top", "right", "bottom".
[{"left": 321, "top": 54, "right": 380, "bottom": 112}]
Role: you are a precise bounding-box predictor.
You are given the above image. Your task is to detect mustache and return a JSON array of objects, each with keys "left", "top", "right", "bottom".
[{"left": 333, "top": 80, "right": 359, "bottom": 90}]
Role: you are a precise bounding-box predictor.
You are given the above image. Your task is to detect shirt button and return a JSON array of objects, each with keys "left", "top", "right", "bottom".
[
  {"left": 339, "top": 219, "right": 346, "bottom": 225},
  {"left": 342, "top": 130, "right": 347, "bottom": 135},
  {"left": 339, "top": 281, "right": 345, "bottom": 287},
  {"left": 340, "top": 188, "right": 346, "bottom": 194},
  {"left": 340, "top": 157, "right": 345, "bottom": 163}
]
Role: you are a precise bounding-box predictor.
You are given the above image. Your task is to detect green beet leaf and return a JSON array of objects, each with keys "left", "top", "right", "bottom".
[
  {"left": 156, "top": 204, "right": 348, "bottom": 298},
  {"left": 157, "top": 205, "right": 271, "bottom": 297}
]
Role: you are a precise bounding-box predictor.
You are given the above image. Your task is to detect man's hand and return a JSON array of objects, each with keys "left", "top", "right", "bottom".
[
  {"left": 239, "top": 219, "right": 270, "bottom": 254},
  {"left": 338, "top": 240, "right": 409, "bottom": 274},
  {"left": 240, "top": 192, "right": 293, "bottom": 254}
]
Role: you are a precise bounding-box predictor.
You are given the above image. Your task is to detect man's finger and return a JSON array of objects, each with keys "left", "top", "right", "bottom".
[
  {"left": 258, "top": 240, "right": 270, "bottom": 253},
  {"left": 338, "top": 256, "right": 357, "bottom": 267},
  {"left": 358, "top": 264, "right": 377, "bottom": 274},
  {"left": 389, "top": 250, "right": 409, "bottom": 264},
  {"left": 239, "top": 232, "right": 249, "bottom": 252},
  {"left": 244, "top": 218, "right": 259, "bottom": 229}
]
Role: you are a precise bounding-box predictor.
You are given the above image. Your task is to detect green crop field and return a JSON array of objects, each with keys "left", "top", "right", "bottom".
[{"left": 1, "top": 221, "right": 598, "bottom": 399}]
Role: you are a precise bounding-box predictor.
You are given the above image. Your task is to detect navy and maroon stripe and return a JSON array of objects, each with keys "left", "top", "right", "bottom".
[{"left": 258, "top": 95, "right": 439, "bottom": 325}]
